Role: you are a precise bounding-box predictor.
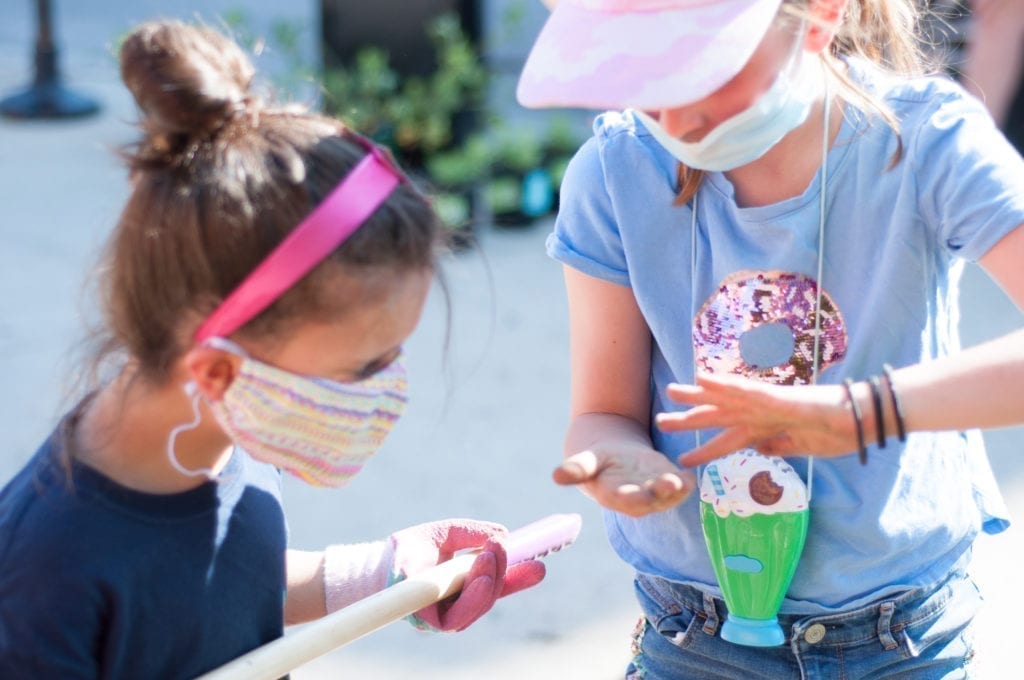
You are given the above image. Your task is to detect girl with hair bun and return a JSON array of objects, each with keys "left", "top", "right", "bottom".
[
  {"left": 0, "top": 20, "right": 544, "bottom": 677},
  {"left": 519, "top": 0, "right": 1024, "bottom": 676}
]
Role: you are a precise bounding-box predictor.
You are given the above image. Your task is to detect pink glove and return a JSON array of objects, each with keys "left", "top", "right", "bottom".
[
  {"left": 322, "top": 519, "right": 546, "bottom": 633},
  {"left": 389, "top": 519, "right": 547, "bottom": 632}
]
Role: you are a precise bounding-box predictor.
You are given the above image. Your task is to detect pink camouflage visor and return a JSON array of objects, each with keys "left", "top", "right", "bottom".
[{"left": 517, "top": 0, "right": 784, "bottom": 111}]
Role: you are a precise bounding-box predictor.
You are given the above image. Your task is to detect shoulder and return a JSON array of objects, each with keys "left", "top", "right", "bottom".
[
  {"left": 0, "top": 431, "right": 141, "bottom": 581},
  {"left": 564, "top": 110, "right": 678, "bottom": 196},
  {"left": 847, "top": 59, "right": 991, "bottom": 135},
  {"left": 0, "top": 437, "right": 73, "bottom": 558},
  {"left": 847, "top": 58, "right": 966, "bottom": 107},
  {"left": 0, "top": 445, "right": 105, "bottom": 629},
  {"left": 591, "top": 110, "right": 674, "bottom": 166},
  {"left": 591, "top": 109, "right": 643, "bottom": 144},
  {"left": 843, "top": 62, "right": 1024, "bottom": 256},
  {"left": 0, "top": 473, "right": 101, "bottom": 588},
  {"left": 892, "top": 76, "right": 987, "bottom": 135},
  {"left": 844, "top": 59, "right": 1016, "bottom": 179},
  {"left": 0, "top": 464, "right": 103, "bottom": 676}
]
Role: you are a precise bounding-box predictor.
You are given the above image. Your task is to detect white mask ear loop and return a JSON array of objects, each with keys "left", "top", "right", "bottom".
[
  {"left": 203, "top": 336, "right": 249, "bottom": 357},
  {"left": 689, "top": 59, "right": 831, "bottom": 502},
  {"left": 166, "top": 383, "right": 217, "bottom": 479}
]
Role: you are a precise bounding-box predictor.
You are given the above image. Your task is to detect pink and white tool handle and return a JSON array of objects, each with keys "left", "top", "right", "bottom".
[{"left": 198, "top": 513, "right": 583, "bottom": 680}]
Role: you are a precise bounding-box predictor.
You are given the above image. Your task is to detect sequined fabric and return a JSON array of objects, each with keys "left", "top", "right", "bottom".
[{"left": 693, "top": 270, "right": 847, "bottom": 385}]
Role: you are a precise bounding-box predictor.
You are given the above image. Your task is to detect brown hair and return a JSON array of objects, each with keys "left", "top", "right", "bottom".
[
  {"left": 91, "top": 20, "right": 443, "bottom": 384},
  {"left": 675, "top": 0, "right": 932, "bottom": 205}
]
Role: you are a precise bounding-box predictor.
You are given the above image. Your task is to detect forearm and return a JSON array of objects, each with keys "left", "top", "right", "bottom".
[
  {"left": 889, "top": 330, "right": 1024, "bottom": 433},
  {"left": 843, "top": 330, "right": 1024, "bottom": 442},
  {"left": 285, "top": 542, "right": 394, "bottom": 626},
  {"left": 284, "top": 549, "right": 327, "bottom": 626}
]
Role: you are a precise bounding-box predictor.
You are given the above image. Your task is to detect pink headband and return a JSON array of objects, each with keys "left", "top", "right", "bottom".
[{"left": 194, "top": 142, "right": 403, "bottom": 342}]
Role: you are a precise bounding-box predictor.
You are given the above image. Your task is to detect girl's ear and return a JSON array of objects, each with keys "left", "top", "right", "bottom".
[
  {"left": 183, "top": 345, "right": 241, "bottom": 402},
  {"left": 804, "top": 0, "right": 849, "bottom": 53}
]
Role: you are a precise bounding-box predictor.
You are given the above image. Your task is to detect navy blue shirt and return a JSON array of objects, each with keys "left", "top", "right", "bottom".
[{"left": 0, "top": 418, "right": 287, "bottom": 678}]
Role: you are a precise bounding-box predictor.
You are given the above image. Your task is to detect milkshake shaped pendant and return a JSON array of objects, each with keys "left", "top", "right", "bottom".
[{"left": 699, "top": 449, "right": 809, "bottom": 646}]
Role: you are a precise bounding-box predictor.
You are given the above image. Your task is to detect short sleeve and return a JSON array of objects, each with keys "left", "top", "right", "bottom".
[
  {"left": 912, "top": 89, "right": 1024, "bottom": 261},
  {"left": 546, "top": 135, "right": 632, "bottom": 286}
]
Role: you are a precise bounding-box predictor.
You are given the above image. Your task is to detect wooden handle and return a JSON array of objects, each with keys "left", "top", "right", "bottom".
[{"left": 197, "top": 514, "right": 581, "bottom": 680}]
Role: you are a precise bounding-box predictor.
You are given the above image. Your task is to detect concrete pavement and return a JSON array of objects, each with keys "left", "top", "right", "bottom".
[{"left": 1, "top": 1, "right": 1022, "bottom": 678}]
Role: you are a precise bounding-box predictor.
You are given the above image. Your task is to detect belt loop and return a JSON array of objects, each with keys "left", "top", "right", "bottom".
[
  {"left": 702, "top": 592, "right": 720, "bottom": 636},
  {"left": 877, "top": 601, "right": 898, "bottom": 650}
]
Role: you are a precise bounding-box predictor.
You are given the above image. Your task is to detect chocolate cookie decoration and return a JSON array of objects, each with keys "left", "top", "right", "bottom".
[{"left": 749, "top": 471, "right": 784, "bottom": 506}]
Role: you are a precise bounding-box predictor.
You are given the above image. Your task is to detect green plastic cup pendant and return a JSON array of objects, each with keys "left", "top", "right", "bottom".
[{"left": 699, "top": 452, "right": 810, "bottom": 647}]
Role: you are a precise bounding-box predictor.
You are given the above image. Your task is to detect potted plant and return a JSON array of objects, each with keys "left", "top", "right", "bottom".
[
  {"left": 321, "top": 13, "right": 487, "bottom": 171},
  {"left": 540, "top": 115, "right": 585, "bottom": 214},
  {"left": 484, "top": 126, "right": 550, "bottom": 226},
  {"left": 217, "top": 10, "right": 491, "bottom": 248},
  {"left": 423, "top": 132, "right": 490, "bottom": 250}
]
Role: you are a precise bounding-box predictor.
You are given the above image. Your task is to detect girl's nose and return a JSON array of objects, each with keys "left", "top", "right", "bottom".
[{"left": 657, "top": 107, "right": 706, "bottom": 140}]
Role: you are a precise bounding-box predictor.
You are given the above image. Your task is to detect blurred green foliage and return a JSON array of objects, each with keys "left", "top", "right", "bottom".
[
  {"left": 219, "top": 5, "right": 587, "bottom": 230},
  {"left": 321, "top": 14, "right": 487, "bottom": 163}
]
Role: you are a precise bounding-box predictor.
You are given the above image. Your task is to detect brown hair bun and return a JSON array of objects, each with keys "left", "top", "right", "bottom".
[{"left": 119, "top": 20, "right": 255, "bottom": 145}]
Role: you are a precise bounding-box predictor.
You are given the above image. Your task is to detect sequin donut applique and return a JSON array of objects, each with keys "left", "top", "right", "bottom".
[{"left": 693, "top": 270, "right": 847, "bottom": 385}]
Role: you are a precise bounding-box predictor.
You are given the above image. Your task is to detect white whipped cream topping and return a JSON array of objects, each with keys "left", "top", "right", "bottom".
[{"left": 700, "top": 449, "right": 808, "bottom": 518}]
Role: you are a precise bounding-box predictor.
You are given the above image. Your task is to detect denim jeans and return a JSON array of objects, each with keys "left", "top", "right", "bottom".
[{"left": 626, "top": 569, "right": 981, "bottom": 679}]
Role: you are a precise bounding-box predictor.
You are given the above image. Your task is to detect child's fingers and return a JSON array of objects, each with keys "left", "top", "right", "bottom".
[
  {"left": 434, "top": 521, "right": 509, "bottom": 556},
  {"left": 437, "top": 540, "right": 508, "bottom": 631},
  {"left": 655, "top": 404, "right": 725, "bottom": 431},
  {"left": 552, "top": 450, "right": 600, "bottom": 485},
  {"left": 664, "top": 382, "right": 706, "bottom": 405},
  {"left": 605, "top": 471, "right": 694, "bottom": 517},
  {"left": 667, "top": 372, "right": 778, "bottom": 407},
  {"left": 499, "top": 560, "right": 546, "bottom": 598},
  {"left": 649, "top": 471, "right": 696, "bottom": 505},
  {"left": 677, "top": 428, "right": 755, "bottom": 467},
  {"left": 664, "top": 381, "right": 733, "bottom": 408},
  {"left": 446, "top": 575, "right": 496, "bottom": 631}
]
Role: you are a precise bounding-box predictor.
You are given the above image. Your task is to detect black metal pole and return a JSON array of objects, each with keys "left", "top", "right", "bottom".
[{"left": 0, "top": 0, "right": 100, "bottom": 120}]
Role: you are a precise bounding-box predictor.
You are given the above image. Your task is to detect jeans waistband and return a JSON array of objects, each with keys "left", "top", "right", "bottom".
[{"left": 636, "top": 570, "right": 966, "bottom": 649}]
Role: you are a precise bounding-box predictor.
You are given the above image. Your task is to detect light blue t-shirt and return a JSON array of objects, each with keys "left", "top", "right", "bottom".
[{"left": 548, "top": 62, "right": 1024, "bottom": 614}]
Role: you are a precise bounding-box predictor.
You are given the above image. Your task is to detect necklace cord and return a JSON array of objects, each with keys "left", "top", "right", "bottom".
[{"left": 689, "top": 62, "right": 831, "bottom": 502}]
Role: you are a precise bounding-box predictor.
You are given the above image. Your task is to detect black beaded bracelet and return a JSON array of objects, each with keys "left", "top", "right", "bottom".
[
  {"left": 843, "top": 378, "right": 867, "bottom": 465},
  {"left": 880, "top": 363, "right": 907, "bottom": 443},
  {"left": 868, "top": 376, "right": 887, "bottom": 449}
]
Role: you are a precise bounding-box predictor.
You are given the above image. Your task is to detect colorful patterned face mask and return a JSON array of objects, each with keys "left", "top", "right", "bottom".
[
  {"left": 210, "top": 341, "right": 408, "bottom": 486},
  {"left": 168, "top": 339, "right": 408, "bottom": 487}
]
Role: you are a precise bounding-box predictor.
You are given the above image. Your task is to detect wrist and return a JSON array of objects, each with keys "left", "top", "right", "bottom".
[
  {"left": 841, "top": 379, "right": 868, "bottom": 464},
  {"left": 323, "top": 540, "right": 393, "bottom": 613},
  {"left": 840, "top": 374, "right": 902, "bottom": 461},
  {"left": 850, "top": 380, "right": 880, "bottom": 448}
]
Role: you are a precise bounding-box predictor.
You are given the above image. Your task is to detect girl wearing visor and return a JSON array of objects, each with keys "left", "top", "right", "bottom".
[
  {"left": 0, "top": 21, "right": 544, "bottom": 677},
  {"left": 519, "top": 0, "right": 1024, "bottom": 677}
]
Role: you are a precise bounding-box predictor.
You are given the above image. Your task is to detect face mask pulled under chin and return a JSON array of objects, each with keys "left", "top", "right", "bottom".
[
  {"left": 167, "top": 338, "right": 409, "bottom": 487},
  {"left": 633, "top": 39, "right": 823, "bottom": 172}
]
